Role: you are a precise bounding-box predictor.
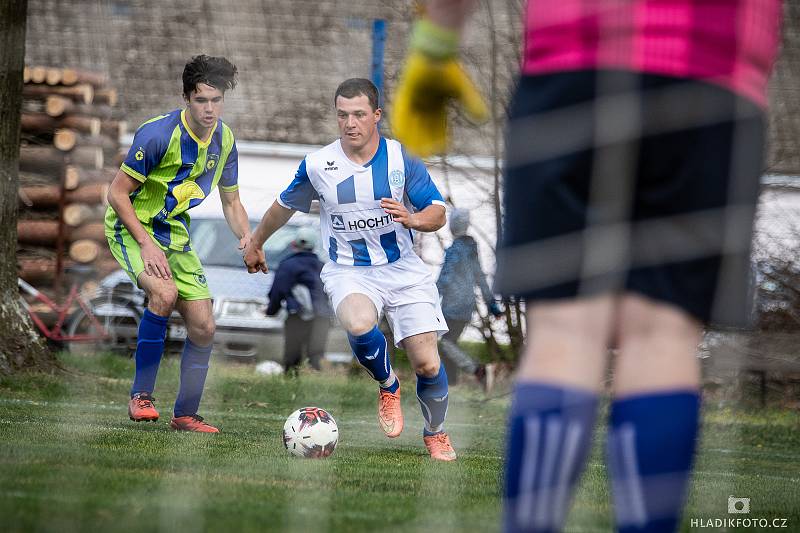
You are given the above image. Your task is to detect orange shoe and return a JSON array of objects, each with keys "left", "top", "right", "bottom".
[
  {"left": 378, "top": 388, "right": 404, "bottom": 438},
  {"left": 128, "top": 392, "right": 159, "bottom": 422},
  {"left": 424, "top": 432, "right": 457, "bottom": 461},
  {"left": 170, "top": 414, "right": 220, "bottom": 433}
]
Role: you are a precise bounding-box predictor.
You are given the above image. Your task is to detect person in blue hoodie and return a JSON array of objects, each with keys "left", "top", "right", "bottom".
[
  {"left": 437, "top": 208, "right": 503, "bottom": 391},
  {"left": 266, "top": 227, "right": 331, "bottom": 374}
]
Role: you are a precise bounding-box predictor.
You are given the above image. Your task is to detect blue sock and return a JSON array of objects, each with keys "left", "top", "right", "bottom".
[
  {"left": 503, "top": 382, "right": 599, "bottom": 533},
  {"left": 130, "top": 309, "right": 169, "bottom": 396},
  {"left": 607, "top": 391, "right": 700, "bottom": 533},
  {"left": 348, "top": 326, "right": 398, "bottom": 393},
  {"left": 416, "top": 364, "right": 449, "bottom": 435},
  {"left": 173, "top": 339, "right": 214, "bottom": 417}
]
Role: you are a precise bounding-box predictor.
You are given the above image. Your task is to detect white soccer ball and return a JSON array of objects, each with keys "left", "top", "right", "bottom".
[{"left": 282, "top": 407, "right": 339, "bottom": 458}]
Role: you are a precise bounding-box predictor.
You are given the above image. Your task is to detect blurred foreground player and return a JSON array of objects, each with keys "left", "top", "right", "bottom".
[
  {"left": 393, "top": 1, "right": 782, "bottom": 530},
  {"left": 244, "top": 78, "right": 457, "bottom": 460},
  {"left": 106, "top": 55, "right": 251, "bottom": 433}
]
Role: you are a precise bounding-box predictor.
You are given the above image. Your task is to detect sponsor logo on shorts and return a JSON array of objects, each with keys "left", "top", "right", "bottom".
[
  {"left": 193, "top": 269, "right": 207, "bottom": 286},
  {"left": 329, "top": 208, "right": 394, "bottom": 233}
]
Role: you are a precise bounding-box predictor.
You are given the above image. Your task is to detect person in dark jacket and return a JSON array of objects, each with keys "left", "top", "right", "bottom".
[
  {"left": 266, "top": 227, "right": 331, "bottom": 374},
  {"left": 436, "top": 208, "right": 503, "bottom": 391}
]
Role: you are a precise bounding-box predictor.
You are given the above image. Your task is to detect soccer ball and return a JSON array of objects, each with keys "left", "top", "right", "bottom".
[{"left": 282, "top": 407, "right": 339, "bottom": 458}]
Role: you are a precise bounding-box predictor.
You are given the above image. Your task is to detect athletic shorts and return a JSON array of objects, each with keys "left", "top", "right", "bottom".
[
  {"left": 494, "top": 70, "right": 765, "bottom": 326},
  {"left": 106, "top": 225, "right": 211, "bottom": 301},
  {"left": 320, "top": 254, "right": 448, "bottom": 346}
]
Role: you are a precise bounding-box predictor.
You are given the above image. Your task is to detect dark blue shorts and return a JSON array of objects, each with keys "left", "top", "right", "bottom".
[{"left": 494, "top": 70, "right": 765, "bottom": 326}]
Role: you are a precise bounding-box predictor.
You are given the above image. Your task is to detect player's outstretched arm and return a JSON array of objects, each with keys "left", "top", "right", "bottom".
[
  {"left": 243, "top": 200, "right": 295, "bottom": 274},
  {"left": 390, "top": 0, "right": 486, "bottom": 157},
  {"left": 220, "top": 188, "right": 252, "bottom": 252}
]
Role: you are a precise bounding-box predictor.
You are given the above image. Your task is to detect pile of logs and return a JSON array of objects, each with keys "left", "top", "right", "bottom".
[{"left": 18, "top": 66, "right": 126, "bottom": 290}]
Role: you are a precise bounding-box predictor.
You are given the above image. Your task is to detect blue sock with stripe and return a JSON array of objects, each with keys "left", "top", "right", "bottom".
[
  {"left": 416, "top": 364, "right": 449, "bottom": 435},
  {"left": 607, "top": 391, "right": 700, "bottom": 533},
  {"left": 503, "top": 382, "right": 599, "bottom": 533},
  {"left": 130, "top": 309, "right": 169, "bottom": 396},
  {"left": 348, "top": 326, "right": 398, "bottom": 393},
  {"left": 173, "top": 339, "right": 214, "bottom": 417}
]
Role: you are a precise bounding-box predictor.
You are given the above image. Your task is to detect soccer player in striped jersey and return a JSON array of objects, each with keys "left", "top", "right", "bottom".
[
  {"left": 243, "top": 78, "right": 457, "bottom": 461},
  {"left": 105, "top": 55, "right": 251, "bottom": 433},
  {"left": 393, "top": 0, "right": 781, "bottom": 531}
]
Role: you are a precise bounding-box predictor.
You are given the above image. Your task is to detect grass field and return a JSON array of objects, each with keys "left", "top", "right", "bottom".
[{"left": 1, "top": 352, "right": 798, "bottom": 533}]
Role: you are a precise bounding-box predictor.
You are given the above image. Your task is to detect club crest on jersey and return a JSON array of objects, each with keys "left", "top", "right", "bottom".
[
  {"left": 331, "top": 214, "right": 345, "bottom": 231},
  {"left": 389, "top": 170, "right": 405, "bottom": 188},
  {"left": 325, "top": 160, "right": 338, "bottom": 171},
  {"left": 206, "top": 153, "right": 219, "bottom": 171}
]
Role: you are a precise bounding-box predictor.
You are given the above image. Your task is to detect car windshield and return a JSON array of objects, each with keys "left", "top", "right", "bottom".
[{"left": 190, "top": 218, "right": 322, "bottom": 268}]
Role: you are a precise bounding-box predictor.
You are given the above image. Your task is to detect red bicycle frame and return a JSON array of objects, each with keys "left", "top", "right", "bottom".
[{"left": 18, "top": 278, "right": 110, "bottom": 342}]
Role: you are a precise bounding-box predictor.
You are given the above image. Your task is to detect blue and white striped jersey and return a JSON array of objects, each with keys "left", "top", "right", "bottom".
[{"left": 278, "top": 137, "right": 445, "bottom": 267}]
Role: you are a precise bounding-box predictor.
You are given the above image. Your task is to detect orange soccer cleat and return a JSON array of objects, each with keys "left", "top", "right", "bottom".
[
  {"left": 378, "top": 388, "right": 404, "bottom": 438},
  {"left": 170, "top": 414, "right": 220, "bottom": 433},
  {"left": 128, "top": 392, "right": 159, "bottom": 422},
  {"left": 424, "top": 432, "right": 457, "bottom": 461}
]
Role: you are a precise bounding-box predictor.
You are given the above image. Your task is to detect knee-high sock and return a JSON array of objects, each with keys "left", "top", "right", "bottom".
[
  {"left": 348, "top": 326, "right": 398, "bottom": 392},
  {"left": 416, "top": 365, "right": 449, "bottom": 435},
  {"left": 130, "top": 309, "right": 169, "bottom": 396},
  {"left": 607, "top": 391, "right": 700, "bottom": 533},
  {"left": 503, "top": 382, "right": 599, "bottom": 533},
  {"left": 173, "top": 339, "right": 213, "bottom": 417}
]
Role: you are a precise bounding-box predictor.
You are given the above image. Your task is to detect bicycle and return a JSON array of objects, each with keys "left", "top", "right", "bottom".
[{"left": 18, "top": 265, "right": 142, "bottom": 356}]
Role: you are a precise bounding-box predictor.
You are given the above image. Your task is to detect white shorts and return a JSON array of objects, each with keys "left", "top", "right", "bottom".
[{"left": 320, "top": 254, "right": 448, "bottom": 347}]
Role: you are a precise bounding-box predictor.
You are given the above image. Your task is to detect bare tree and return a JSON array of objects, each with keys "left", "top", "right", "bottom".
[
  {"left": 753, "top": 183, "right": 800, "bottom": 332},
  {"left": 443, "top": 0, "right": 526, "bottom": 360},
  {"left": 0, "top": 0, "right": 54, "bottom": 374}
]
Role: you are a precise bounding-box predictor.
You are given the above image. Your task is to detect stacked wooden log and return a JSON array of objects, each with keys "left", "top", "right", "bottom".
[{"left": 18, "top": 66, "right": 126, "bottom": 290}]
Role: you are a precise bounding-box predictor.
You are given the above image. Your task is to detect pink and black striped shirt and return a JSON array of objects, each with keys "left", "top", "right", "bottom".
[{"left": 523, "top": 0, "right": 782, "bottom": 107}]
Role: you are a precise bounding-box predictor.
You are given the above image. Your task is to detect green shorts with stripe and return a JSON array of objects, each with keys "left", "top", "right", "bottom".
[{"left": 106, "top": 226, "right": 211, "bottom": 301}]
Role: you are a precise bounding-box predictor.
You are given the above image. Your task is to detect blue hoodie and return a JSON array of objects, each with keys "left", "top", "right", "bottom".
[
  {"left": 266, "top": 251, "right": 331, "bottom": 318},
  {"left": 436, "top": 236, "right": 495, "bottom": 321}
]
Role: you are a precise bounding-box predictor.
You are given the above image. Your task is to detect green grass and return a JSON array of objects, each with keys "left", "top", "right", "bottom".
[{"left": 0, "top": 353, "right": 798, "bottom": 532}]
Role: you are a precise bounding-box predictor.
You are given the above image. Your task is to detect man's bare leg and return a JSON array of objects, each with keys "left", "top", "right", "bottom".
[
  {"left": 504, "top": 295, "right": 615, "bottom": 531},
  {"left": 403, "top": 331, "right": 456, "bottom": 460},
  {"left": 337, "top": 294, "right": 403, "bottom": 436},
  {"left": 606, "top": 294, "right": 702, "bottom": 532}
]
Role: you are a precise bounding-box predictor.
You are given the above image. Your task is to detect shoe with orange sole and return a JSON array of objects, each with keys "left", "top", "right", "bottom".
[
  {"left": 424, "top": 432, "right": 457, "bottom": 461},
  {"left": 378, "top": 388, "right": 404, "bottom": 438},
  {"left": 170, "top": 414, "right": 220, "bottom": 433},
  {"left": 128, "top": 392, "right": 159, "bottom": 422}
]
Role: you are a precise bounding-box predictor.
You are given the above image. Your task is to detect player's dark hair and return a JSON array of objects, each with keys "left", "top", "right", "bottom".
[
  {"left": 182, "top": 55, "right": 238, "bottom": 97},
  {"left": 334, "top": 78, "right": 380, "bottom": 111}
]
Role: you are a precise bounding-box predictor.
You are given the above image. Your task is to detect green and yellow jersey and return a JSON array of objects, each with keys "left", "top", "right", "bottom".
[{"left": 104, "top": 108, "right": 239, "bottom": 252}]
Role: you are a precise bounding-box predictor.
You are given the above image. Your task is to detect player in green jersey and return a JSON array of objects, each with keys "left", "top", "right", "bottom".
[{"left": 105, "top": 55, "right": 250, "bottom": 432}]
